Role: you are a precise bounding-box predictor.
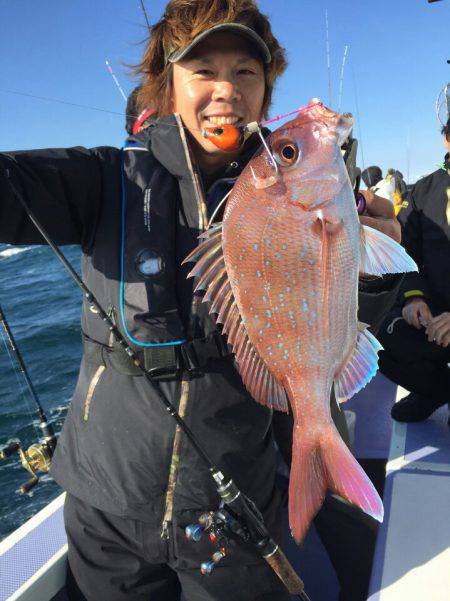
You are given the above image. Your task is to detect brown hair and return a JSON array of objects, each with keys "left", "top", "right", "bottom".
[{"left": 134, "top": 0, "right": 287, "bottom": 120}]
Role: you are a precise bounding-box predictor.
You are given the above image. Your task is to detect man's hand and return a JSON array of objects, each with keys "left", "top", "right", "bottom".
[
  {"left": 402, "top": 298, "right": 433, "bottom": 330},
  {"left": 359, "top": 189, "right": 401, "bottom": 243},
  {"left": 425, "top": 312, "right": 450, "bottom": 347}
]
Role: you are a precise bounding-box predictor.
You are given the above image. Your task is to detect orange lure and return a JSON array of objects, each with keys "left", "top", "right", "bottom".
[{"left": 202, "top": 124, "right": 244, "bottom": 151}]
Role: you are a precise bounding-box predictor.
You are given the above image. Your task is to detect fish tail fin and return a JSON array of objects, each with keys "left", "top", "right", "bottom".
[
  {"left": 289, "top": 426, "right": 384, "bottom": 544},
  {"left": 321, "top": 427, "right": 384, "bottom": 522}
]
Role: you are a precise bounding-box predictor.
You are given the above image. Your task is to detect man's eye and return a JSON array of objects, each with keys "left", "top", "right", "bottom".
[
  {"left": 196, "top": 69, "right": 214, "bottom": 76},
  {"left": 237, "top": 69, "right": 255, "bottom": 75}
]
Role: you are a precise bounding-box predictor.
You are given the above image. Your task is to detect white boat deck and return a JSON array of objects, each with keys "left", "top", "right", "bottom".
[
  {"left": 0, "top": 374, "right": 449, "bottom": 601},
  {"left": 367, "top": 384, "right": 450, "bottom": 601}
]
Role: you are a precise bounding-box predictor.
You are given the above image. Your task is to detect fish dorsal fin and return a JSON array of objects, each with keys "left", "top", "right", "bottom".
[
  {"left": 359, "top": 225, "right": 418, "bottom": 276},
  {"left": 334, "top": 322, "right": 383, "bottom": 403},
  {"left": 184, "top": 224, "right": 289, "bottom": 413}
]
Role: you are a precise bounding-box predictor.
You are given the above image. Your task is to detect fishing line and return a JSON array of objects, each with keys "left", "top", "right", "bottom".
[
  {"left": 1, "top": 88, "right": 324, "bottom": 146},
  {"left": 0, "top": 319, "right": 41, "bottom": 440},
  {"left": 207, "top": 189, "right": 233, "bottom": 228},
  {"left": 325, "top": 9, "right": 332, "bottom": 107},
  {"left": 140, "top": 0, "right": 151, "bottom": 30},
  {"left": 0, "top": 89, "right": 129, "bottom": 118}
]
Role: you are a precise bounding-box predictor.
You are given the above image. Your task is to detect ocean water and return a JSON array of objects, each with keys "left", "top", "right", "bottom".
[{"left": 0, "top": 243, "right": 82, "bottom": 540}]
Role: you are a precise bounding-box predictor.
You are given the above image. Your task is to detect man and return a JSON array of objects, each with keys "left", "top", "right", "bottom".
[
  {"left": 0, "top": 1, "right": 401, "bottom": 599},
  {"left": 361, "top": 165, "right": 383, "bottom": 189},
  {"left": 378, "top": 117, "right": 450, "bottom": 421}
]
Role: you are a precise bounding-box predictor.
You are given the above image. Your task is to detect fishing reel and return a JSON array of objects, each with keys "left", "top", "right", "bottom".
[
  {"left": 0, "top": 425, "right": 56, "bottom": 493},
  {"left": 185, "top": 505, "right": 249, "bottom": 574}
]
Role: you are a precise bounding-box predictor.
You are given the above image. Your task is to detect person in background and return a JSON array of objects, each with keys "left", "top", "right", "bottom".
[
  {"left": 394, "top": 170, "right": 407, "bottom": 197},
  {"left": 125, "top": 85, "right": 156, "bottom": 135},
  {"left": 361, "top": 165, "right": 383, "bottom": 189},
  {"left": 378, "top": 117, "right": 450, "bottom": 422}
]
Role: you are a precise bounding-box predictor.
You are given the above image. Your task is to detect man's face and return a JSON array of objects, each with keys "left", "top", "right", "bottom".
[
  {"left": 444, "top": 133, "right": 450, "bottom": 151},
  {"left": 171, "top": 32, "right": 266, "bottom": 161}
]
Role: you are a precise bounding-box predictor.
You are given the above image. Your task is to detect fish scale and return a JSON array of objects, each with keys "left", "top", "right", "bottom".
[{"left": 185, "top": 100, "right": 418, "bottom": 543}]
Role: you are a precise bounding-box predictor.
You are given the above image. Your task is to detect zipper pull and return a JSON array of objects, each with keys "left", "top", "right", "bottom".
[{"left": 161, "top": 520, "right": 170, "bottom": 540}]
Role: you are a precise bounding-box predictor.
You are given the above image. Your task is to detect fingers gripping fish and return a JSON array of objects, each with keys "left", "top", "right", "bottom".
[{"left": 184, "top": 100, "right": 417, "bottom": 544}]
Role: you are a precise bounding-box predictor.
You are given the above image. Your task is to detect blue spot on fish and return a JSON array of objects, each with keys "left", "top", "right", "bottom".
[
  {"left": 257, "top": 271, "right": 262, "bottom": 278},
  {"left": 253, "top": 244, "right": 259, "bottom": 250},
  {"left": 262, "top": 295, "right": 267, "bottom": 302},
  {"left": 265, "top": 261, "right": 270, "bottom": 267},
  {"left": 266, "top": 310, "right": 272, "bottom": 318},
  {"left": 266, "top": 322, "right": 271, "bottom": 328}
]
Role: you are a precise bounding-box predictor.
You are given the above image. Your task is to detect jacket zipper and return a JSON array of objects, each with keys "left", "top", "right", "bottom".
[
  {"left": 161, "top": 118, "right": 208, "bottom": 540},
  {"left": 83, "top": 306, "right": 116, "bottom": 421}
]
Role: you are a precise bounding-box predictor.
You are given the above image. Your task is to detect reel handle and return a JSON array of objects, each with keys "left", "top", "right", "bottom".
[
  {"left": 21, "top": 476, "right": 39, "bottom": 494},
  {"left": 0, "top": 441, "right": 20, "bottom": 459}
]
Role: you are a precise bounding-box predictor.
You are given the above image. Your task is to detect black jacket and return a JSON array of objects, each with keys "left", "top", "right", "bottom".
[
  {"left": 0, "top": 115, "right": 401, "bottom": 542},
  {"left": 397, "top": 153, "right": 450, "bottom": 313}
]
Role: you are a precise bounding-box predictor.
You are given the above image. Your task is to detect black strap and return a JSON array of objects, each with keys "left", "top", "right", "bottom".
[{"left": 82, "top": 332, "right": 231, "bottom": 379}]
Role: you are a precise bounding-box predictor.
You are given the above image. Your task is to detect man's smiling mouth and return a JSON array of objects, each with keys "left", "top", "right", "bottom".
[{"left": 203, "top": 115, "right": 243, "bottom": 126}]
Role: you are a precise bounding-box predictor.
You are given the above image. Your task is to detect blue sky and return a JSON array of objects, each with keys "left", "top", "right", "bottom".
[{"left": 0, "top": 0, "right": 448, "bottom": 183}]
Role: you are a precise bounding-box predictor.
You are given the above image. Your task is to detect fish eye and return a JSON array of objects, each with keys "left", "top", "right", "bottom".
[{"left": 272, "top": 139, "right": 301, "bottom": 168}]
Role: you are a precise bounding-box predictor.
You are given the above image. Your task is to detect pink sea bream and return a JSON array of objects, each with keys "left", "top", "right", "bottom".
[{"left": 184, "top": 100, "right": 417, "bottom": 543}]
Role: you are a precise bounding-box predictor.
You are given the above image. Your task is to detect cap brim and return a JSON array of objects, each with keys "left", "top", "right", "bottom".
[{"left": 167, "top": 23, "right": 271, "bottom": 65}]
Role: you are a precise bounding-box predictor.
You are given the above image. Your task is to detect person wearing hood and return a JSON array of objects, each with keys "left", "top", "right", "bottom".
[
  {"left": 378, "top": 117, "right": 450, "bottom": 422},
  {"left": 0, "top": 1, "right": 402, "bottom": 599}
]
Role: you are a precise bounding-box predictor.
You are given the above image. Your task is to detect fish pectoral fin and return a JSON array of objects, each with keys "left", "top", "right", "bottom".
[
  {"left": 334, "top": 324, "right": 383, "bottom": 403},
  {"left": 315, "top": 210, "right": 343, "bottom": 235},
  {"left": 359, "top": 224, "right": 418, "bottom": 276}
]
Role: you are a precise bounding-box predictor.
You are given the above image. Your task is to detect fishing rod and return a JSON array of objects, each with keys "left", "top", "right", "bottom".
[
  {"left": 3, "top": 172, "right": 312, "bottom": 600},
  {"left": 0, "top": 304, "right": 57, "bottom": 493}
]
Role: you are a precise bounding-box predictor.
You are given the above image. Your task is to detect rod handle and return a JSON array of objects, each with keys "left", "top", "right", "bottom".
[{"left": 264, "top": 545, "right": 305, "bottom": 595}]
